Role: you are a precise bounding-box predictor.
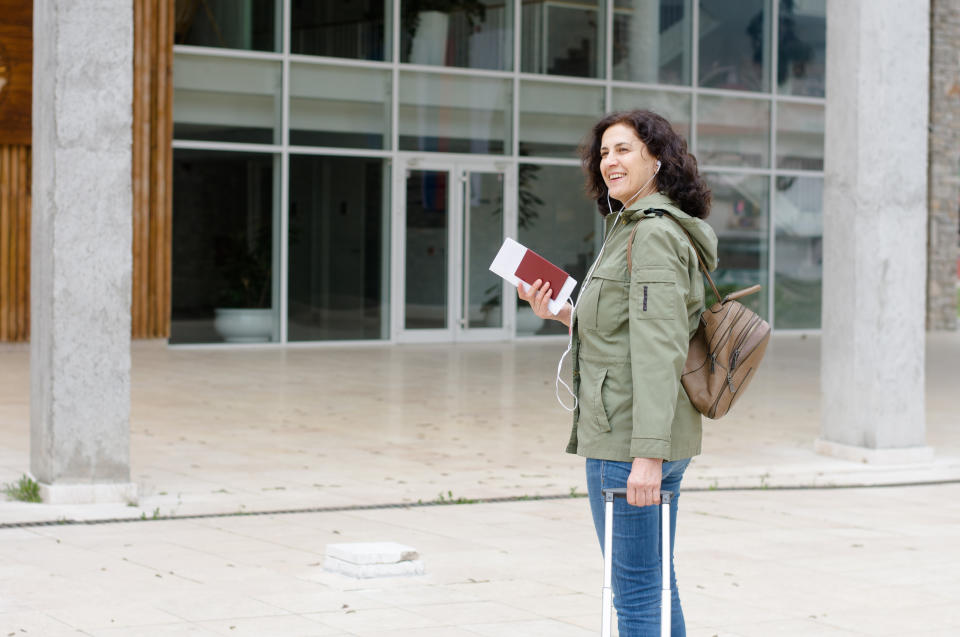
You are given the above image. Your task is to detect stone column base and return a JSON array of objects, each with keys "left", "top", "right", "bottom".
[
  {"left": 814, "top": 438, "right": 935, "bottom": 465},
  {"left": 37, "top": 479, "right": 138, "bottom": 505}
]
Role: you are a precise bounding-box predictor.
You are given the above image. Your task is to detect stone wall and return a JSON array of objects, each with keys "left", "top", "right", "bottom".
[{"left": 928, "top": 0, "right": 960, "bottom": 331}]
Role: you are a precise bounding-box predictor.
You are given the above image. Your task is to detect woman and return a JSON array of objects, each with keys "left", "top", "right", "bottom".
[{"left": 518, "top": 109, "right": 717, "bottom": 636}]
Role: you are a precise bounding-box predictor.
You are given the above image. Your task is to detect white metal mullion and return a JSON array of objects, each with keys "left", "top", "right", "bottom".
[
  {"left": 773, "top": 168, "right": 825, "bottom": 178},
  {"left": 695, "top": 86, "right": 777, "bottom": 101},
  {"left": 392, "top": 0, "right": 401, "bottom": 150},
  {"left": 775, "top": 94, "right": 826, "bottom": 105},
  {"left": 700, "top": 165, "right": 773, "bottom": 176},
  {"left": 690, "top": 0, "right": 700, "bottom": 154},
  {"left": 512, "top": 0, "right": 521, "bottom": 158},
  {"left": 281, "top": 146, "right": 392, "bottom": 158},
  {"left": 699, "top": 164, "right": 823, "bottom": 178},
  {"left": 172, "top": 140, "right": 282, "bottom": 153},
  {"left": 768, "top": 0, "right": 779, "bottom": 328},
  {"left": 400, "top": 61, "right": 514, "bottom": 80},
  {"left": 390, "top": 0, "right": 402, "bottom": 341},
  {"left": 288, "top": 53, "right": 392, "bottom": 71},
  {"left": 452, "top": 166, "right": 465, "bottom": 338},
  {"left": 173, "top": 44, "right": 283, "bottom": 61},
  {"left": 395, "top": 150, "right": 535, "bottom": 163},
  {"left": 514, "top": 156, "right": 581, "bottom": 167},
  {"left": 504, "top": 164, "right": 518, "bottom": 336},
  {"left": 517, "top": 71, "right": 607, "bottom": 87},
  {"left": 604, "top": 0, "right": 613, "bottom": 110},
  {"left": 610, "top": 79, "right": 695, "bottom": 94},
  {"left": 509, "top": 0, "right": 522, "bottom": 337},
  {"left": 279, "top": 0, "right": 291, "bottom": 343}
]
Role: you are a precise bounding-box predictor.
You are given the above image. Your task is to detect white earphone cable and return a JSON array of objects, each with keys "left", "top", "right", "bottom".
[{"left": 553, "top": 162, "right": 661, "bottom": 411}]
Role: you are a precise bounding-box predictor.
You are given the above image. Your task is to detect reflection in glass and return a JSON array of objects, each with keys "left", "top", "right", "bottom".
[
  {"left": 774, "top": 176, "right": 821, "bottom": 328},
  {"left": 290, "top": 64, "right": 391, "bottom": 149},
  {"left": 405, "top": 171, "right": 449, "bottom": 329},
  {"left": 291, "top": 0, "right": 387, "bottom": 60},
  {"left": 288, "top": 156, "right": 387, "bottom": 341},
  {"left": 173, "top": 54, "right": 281, "bottom": 144},
  {"left": 522, "top": 0, "right": 604, "bottom": 77},
  {"left": 516, "top": 164, "right": 597, "bottom": 336},
  {"left": 401, "top": 0, "right": 513, "bottom": 70},
  {"left": 464, "top": 173, "right": 504, "bottom": 329},
  {"left": 697, "top": 95, "right": 770, "bottom": 168},
  {"left": 777, "top": 0, "right": 825, "bottom": 97},
  {"left": 703, "top": 173, "right": 769, "bottom": 319},
  {"left": 613, "top": 0, "right": 692, "bottom": 85},
  {"left": 399, "top": 72, "right": 511, "bottom": 153},
  {"left": 699, "top": 0, "right": 769, "bottom": 92},
  {"left": 776, "top": 102, "right": 823, "bottom": 170},
  {"left": 174, "top": 0, "right": 278, "bottom": 51},
  {"left": 171, "top": 150, "right": 276, "bottom": 344},
  {"left": 611, "top": 89, "right": 691, "bottom": 142},
  {"left": 519, "top": 81, "right": 604, "bottom": 157}
]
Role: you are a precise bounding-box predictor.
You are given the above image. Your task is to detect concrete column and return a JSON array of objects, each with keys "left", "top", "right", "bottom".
[
  {"left": 30, "top": 0, "right": 136, "bottom": 503},
  {"left": 817, "top": 0, "right": 933, "bottom": 464},
  {"left": 927, "top": 0, "right": 960, "bottom": 332},
  {"left": 626, "top": 1, "right": 660, "bottom": 82}
]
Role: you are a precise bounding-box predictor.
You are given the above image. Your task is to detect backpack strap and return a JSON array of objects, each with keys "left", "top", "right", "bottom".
[{"left": 627, "top": 208, "right": 723, "bottom": 304}]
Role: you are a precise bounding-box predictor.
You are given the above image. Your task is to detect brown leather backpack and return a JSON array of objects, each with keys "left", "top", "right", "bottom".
[{"left": 628, "top": 209, "right": 771, "bottom": 419}]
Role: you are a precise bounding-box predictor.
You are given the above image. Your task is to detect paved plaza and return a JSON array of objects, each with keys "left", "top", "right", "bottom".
[{"left": 1, "top": 333, "right": 959, "bottom": 635}]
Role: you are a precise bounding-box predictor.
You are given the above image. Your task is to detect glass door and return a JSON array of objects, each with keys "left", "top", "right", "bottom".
[{"left": 393, "top": 159, "right": 515, "bottom": 342}]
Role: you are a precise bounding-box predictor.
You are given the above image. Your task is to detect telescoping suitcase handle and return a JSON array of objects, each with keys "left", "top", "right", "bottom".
[{"left": 600, "top": 488, "right": 675, "bottom": 637}]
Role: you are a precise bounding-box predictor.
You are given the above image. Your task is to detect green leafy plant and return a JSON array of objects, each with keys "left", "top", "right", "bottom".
[
  {"left": 433, "top": 490, "right": 477, "bottom": 505},
  {"left": 3, "top": 474, "right": 42, "bottom": 503},
  {"left": 216, "top": 224, "right": 272, "bottom": 308}
]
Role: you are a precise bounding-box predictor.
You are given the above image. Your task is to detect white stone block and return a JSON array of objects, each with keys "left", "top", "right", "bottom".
[
  {"left": 323, "top": 542, "right": 425, "bottom": 578},
  {"left": 38, "top": 481, "right": 138, "bottom": 506},
  {"left": 325, "top": 542, "right": 419, "bottom": 565},
  {"left": 323, "top": 555, "right": 425, "bottom": 579},
  {"left": 813, "top": 439, "right": 934, "bottom": 465}
]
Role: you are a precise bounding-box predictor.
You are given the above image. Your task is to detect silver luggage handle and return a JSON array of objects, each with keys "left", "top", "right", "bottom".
[{"left": 600, "top": 488, "right": 675, "bottom": 637}]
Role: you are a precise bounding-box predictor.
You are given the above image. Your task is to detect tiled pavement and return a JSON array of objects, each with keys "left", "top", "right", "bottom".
[
  {"left": 1, "top": 485, "right": 958, "bottom": 636},
  {"left": 1, "top": 332, "right": 959, "bottom": 634}
]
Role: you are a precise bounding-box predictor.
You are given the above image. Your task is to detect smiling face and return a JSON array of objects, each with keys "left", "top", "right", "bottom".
[{"left": 599, "top": 122, "right": 659, "bottom": 204}]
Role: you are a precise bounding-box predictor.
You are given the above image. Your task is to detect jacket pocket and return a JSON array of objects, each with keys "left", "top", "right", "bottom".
[
  {"left": 631, "top": 267, "right": 677, "bottom": 320},
  {"left": 575, "top": 278, "right": 601, "bottom": 331},
  {"left": 596, "top": 277, "right": 628, "bottom": 332},
  {"left": 590, "top": 367, "right": 612, "bottom": 433}
]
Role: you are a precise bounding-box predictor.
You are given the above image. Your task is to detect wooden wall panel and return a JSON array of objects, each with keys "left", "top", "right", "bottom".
[
  {"left": 1, "top": 1, "right": 173, "bottom": 342},
  {"left": 0, "top": 144, "right": 30, "bottom": 342},
  {"left": 0, "top": 0, "right": 32, "bottom": 146},
  {"left": 132, "top": 0, "right": 174, "bottom": 339}
]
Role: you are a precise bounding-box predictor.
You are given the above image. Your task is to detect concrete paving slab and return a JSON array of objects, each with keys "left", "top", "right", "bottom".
[
  {"left": 2, "top": 332, "right": 960, "bottom": 525},
  {"left": 1, "top": 485, "right": 959, "bottom": 635}
]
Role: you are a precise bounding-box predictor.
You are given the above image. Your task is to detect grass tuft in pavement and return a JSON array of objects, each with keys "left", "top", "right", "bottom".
[{"left": 3, "top": 474, "right": 42, "bottom": 503}]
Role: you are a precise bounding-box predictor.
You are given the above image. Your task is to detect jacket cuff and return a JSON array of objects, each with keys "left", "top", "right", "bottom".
[{"left": 630, "top": 437, "right": 671, "bottom": 460}]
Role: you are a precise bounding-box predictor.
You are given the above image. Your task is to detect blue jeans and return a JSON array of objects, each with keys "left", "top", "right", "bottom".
[{"left": 586, "top": 457, "right": 691, "bottom": 637}]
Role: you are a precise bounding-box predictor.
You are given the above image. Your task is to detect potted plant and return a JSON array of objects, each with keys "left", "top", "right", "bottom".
[{"left": 213, "top": 223, "right": 274, "bottom": 343}]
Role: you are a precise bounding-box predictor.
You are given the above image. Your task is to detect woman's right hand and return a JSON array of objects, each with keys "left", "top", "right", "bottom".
[{"left": 517, "top": 280, "right": 572, "bottom": 327}]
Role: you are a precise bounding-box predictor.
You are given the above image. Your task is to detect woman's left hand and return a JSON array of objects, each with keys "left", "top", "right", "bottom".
[{"left": 626, "top": 457, "right": 663, "bottom": 507}]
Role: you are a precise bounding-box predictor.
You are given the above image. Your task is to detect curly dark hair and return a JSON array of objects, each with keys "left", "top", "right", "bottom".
[{"left": 580, "top": 109, "right": 711, "bottom": 218}]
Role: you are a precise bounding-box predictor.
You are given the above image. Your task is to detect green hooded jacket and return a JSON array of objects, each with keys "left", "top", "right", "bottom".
[{"left": 566, "top": 192, "right": 719, "bottom": 462}]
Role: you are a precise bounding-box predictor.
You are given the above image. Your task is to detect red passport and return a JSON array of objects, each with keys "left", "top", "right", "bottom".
[{"left": 514, "top": 250, "right": 568, "bottom": 301}]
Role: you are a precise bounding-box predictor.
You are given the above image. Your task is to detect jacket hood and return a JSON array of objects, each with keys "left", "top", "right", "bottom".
[{"left": 621, "top": 192, "right": 719, "bottom": 271}]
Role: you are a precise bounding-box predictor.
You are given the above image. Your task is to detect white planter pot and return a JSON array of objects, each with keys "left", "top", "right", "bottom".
[
  {"left": 409, "top": 11, "right": 449, "bottom": 66},
  {"left": 213, "top": 308, "right": 273, "bottom": 343}
]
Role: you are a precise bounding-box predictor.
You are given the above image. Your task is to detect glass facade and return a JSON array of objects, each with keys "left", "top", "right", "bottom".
[{"left": 172, "top": 0, "right": 826, "bottom": 344}]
